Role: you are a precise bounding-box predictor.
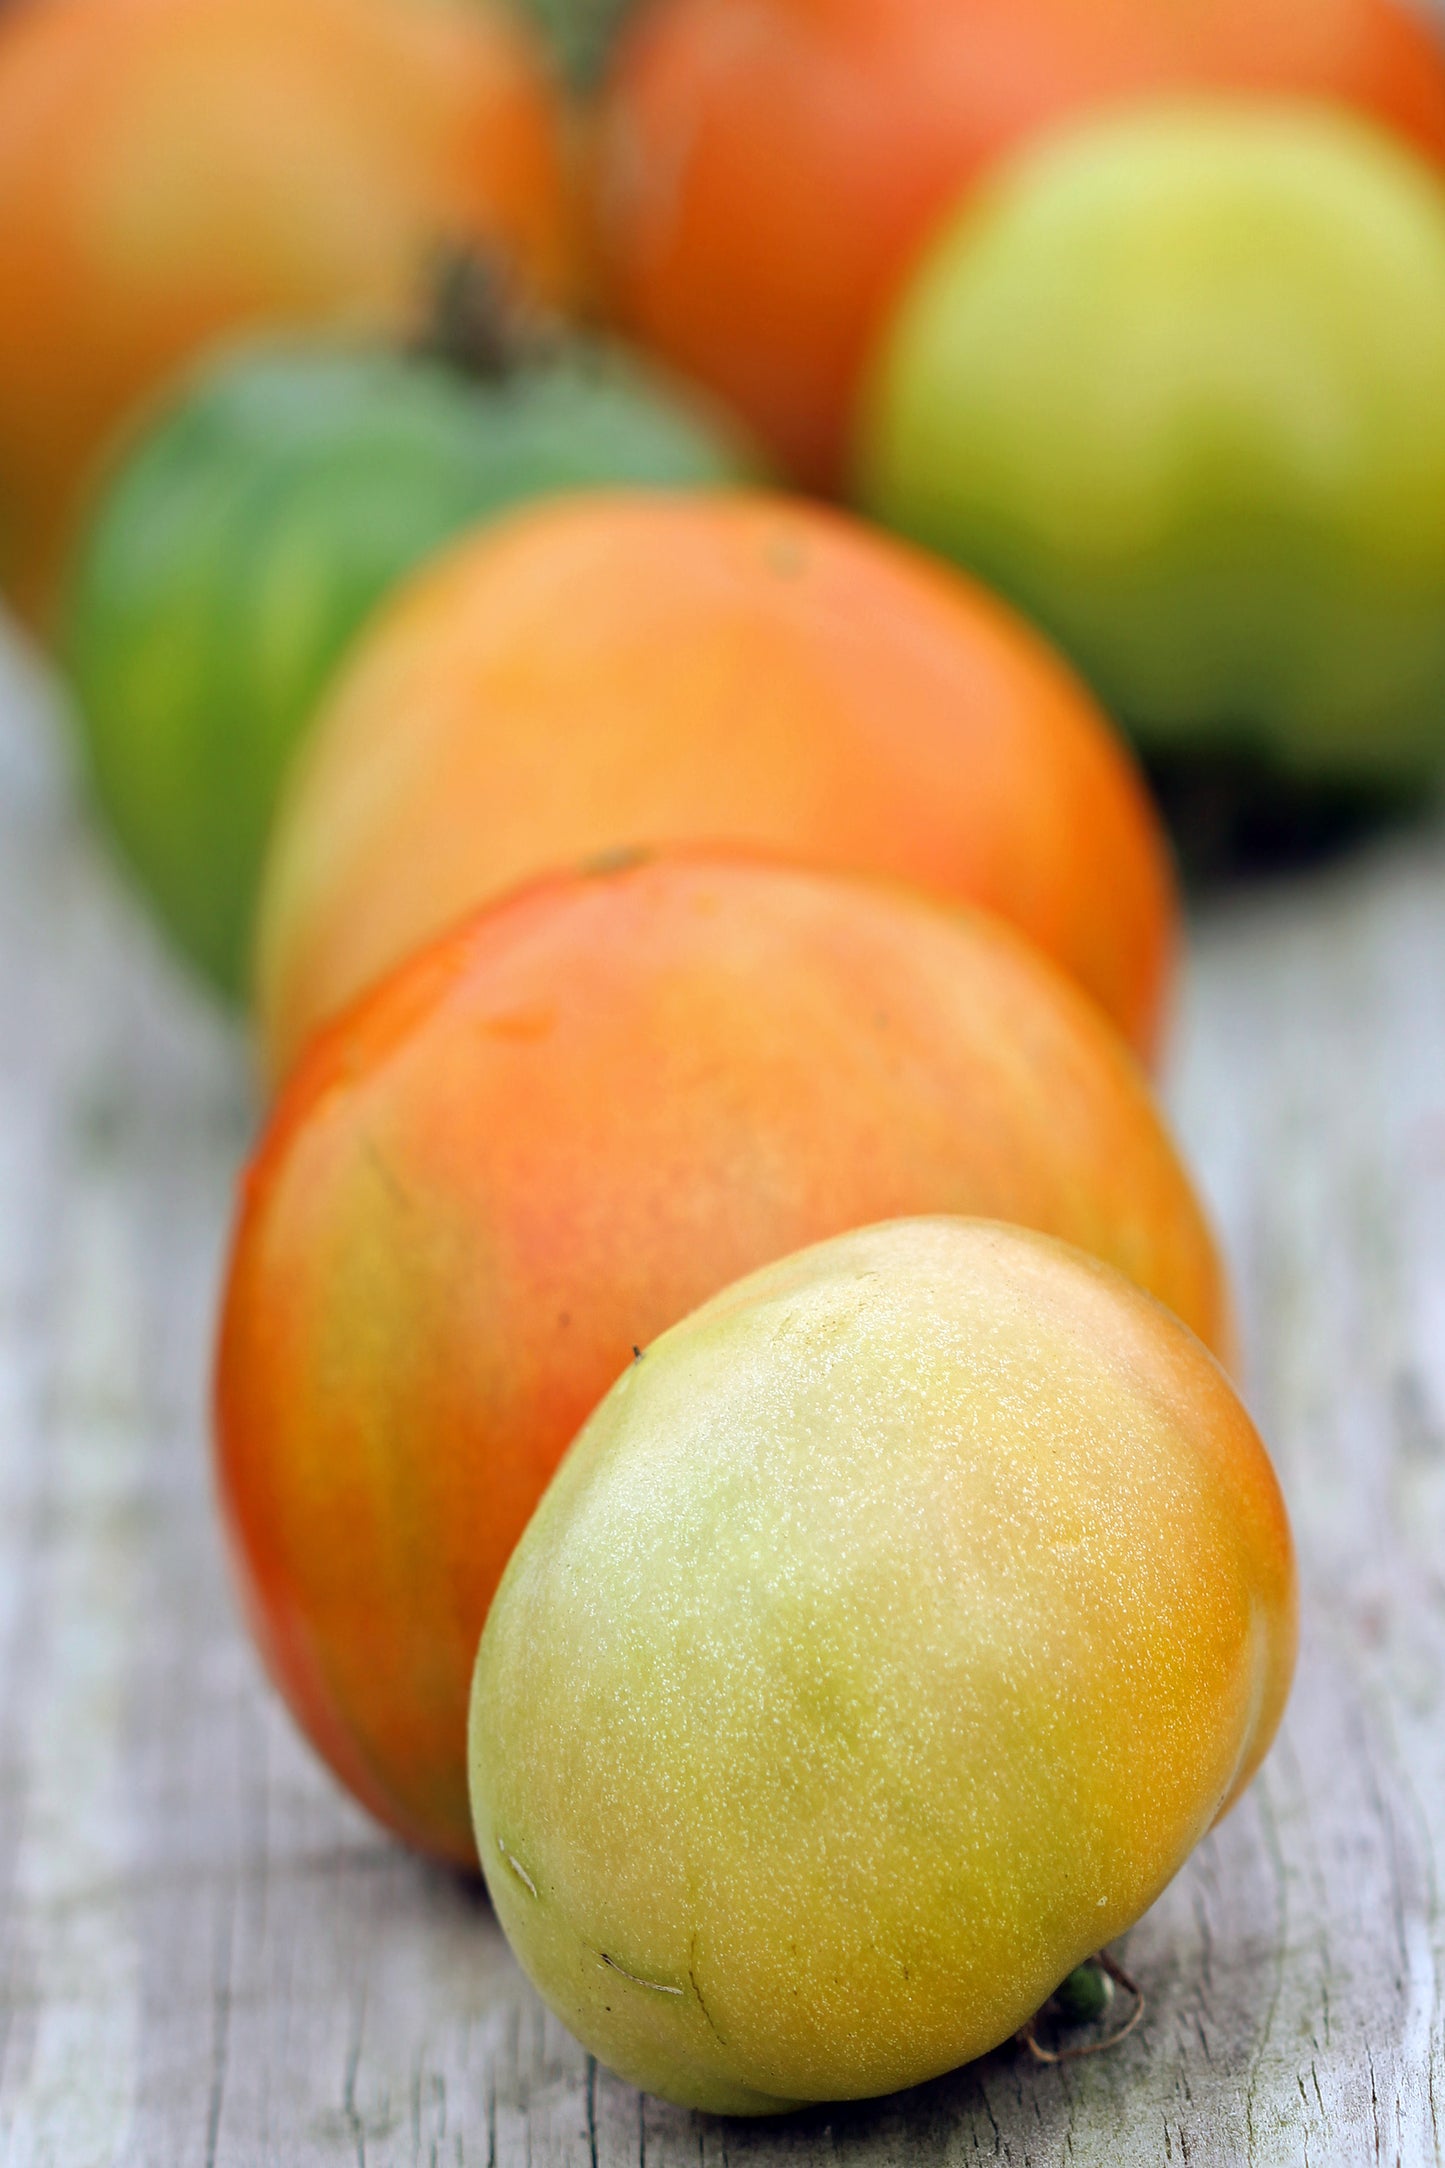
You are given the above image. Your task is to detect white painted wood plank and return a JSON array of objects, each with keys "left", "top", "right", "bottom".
[{"left": 0, "top": 620, "right": 1441, "bottom": 2165}]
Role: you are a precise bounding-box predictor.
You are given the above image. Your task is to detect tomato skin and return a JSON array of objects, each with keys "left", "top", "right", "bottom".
[
  {"left": 859, "top": 104, "right": 1445, "bottom": 785},
  {"left": 217, "top": 854, "right": 1228, "bottom": 1864},
  {"left": 254, "top": 491, "right": 1177, "bottom": 1078},
  {"left": 594, "top": 0, "right": 1445, "bottom": 489},
  {"left": 61, "top": 340, "right": 755, "bottom": 999},
  {"left": 470, "top": 1218, "right": 1294, "bottom": 2112},
  {"left": 0, "top": 0, "right": 574, "bottom": 631}
]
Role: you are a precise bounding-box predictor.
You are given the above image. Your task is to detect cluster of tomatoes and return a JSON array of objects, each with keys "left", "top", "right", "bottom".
[{"left": 7, "top": 0, "right": 1445, "bottom": 2119}]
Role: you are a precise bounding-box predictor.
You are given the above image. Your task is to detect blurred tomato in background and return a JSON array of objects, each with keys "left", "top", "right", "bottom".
[
  {"left": 253, "top": 492, "right": 1177, "bottom": 1078},
  {"left": 61, "top": 326, "right": 756, "bottom": 1000},
  {"left": 593, "top": 0, "right": 1445, "bottom": 490},
  {"left": 859, "top": 103, "right": 1445, "bottom": 796},
  {"left": 0, "top": 0, "right": 576, "bottom": 633}
]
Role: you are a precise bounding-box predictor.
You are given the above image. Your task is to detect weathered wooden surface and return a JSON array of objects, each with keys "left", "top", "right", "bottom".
[{"left": 1, "top": 620, "right": 1443, "bottom": 2167}]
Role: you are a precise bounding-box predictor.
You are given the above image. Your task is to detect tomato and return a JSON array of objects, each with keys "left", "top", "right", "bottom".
[
  {"left": 470, "top": 1217, "right": 1295, "bottom": 2111},
  {"left": 859, "top": 104, "right": 1445, "bottom": 786},
  {"left": 217, "top": 853, "right": 1229, "bottom": 1863},
  {"left": 254, "top": 492, "right": 1177, "bottom": 1076},
  {"left": 593, "top": 0, "right": 1445, "bottom": 489},
  {"left": 0, "top": 0, "right": 574, "bottom": 632},
  {"left": 61, "top": 337, "right": 754, "bottom": 999}
]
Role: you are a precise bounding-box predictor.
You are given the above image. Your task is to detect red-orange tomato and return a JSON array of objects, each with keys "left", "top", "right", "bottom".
[
  {"left": 0, "top": 0, "right": 575, "bottom": 630},
  {"left": 593, "top": 0, "right": 1445, "bottom": 488},
  {"left": 256, "top": 492, "right": 1177, "bottom": 1076},
  {"left": 218, "top": 852, "right": 1229, "bottom": 1864}
]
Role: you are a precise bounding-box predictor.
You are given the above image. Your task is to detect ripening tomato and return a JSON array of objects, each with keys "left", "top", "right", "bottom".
[
  {"left": 859, "top": 103, "right": 1445, "bottom": 787},
  {"left": 62, "top": 336, "right": 755, "bottom": 999},
  {"left": 471, "top": 1217, "right": 1295, "bottom": 2112},
  {"left": 217, "top": 853, "right": 1229, "bottom": 1863},
  {"left": 254, "top": 492, "right": 1177, "bottom": 1076},
  {"left": 592, "top": 0, "right": 1445, "bottom": 488},
  {"left": 0, "top": 0, "right": 575, "bottom": 631}
]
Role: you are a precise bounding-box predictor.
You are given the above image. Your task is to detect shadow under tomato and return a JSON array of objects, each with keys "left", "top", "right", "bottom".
[{"left": 1146, "top": 749, "right": 1433, "bottom": 892}]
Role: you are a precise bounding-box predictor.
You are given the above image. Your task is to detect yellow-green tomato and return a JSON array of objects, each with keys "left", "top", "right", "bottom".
[
  {"left": 858, "top": 104, "right": 1445, "bottom": 785},
  {"left": 469, "top": 1218, "right": 1297, "bottom": 2115}
]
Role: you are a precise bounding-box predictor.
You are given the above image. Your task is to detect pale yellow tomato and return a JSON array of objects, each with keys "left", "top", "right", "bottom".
[{"left": 470, "top": 1218, "right": 1296, "bottom": 2113}]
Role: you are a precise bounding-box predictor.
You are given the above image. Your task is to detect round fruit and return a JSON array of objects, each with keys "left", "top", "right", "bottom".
[
  {"left": 593, "top": 0, "right": 1445, "bottom": 489},
  {"left": 62, "top": 337, "right": 753, "bottom": 998},
  {"left": 859, "top": 104, "right": 1445, "bottom": 786},
  {"left": 470, "top": 1216, "right": 1296, "bottom": 2113},
  {"left": 217, "top": 853, "right": 1229, "bottom": 1863},
  {"left": 0, "top": 0, "right": 573, "bottom": 631},
  {"left": 255, "top": 492, "right": 1176, "bottom": 1077}
]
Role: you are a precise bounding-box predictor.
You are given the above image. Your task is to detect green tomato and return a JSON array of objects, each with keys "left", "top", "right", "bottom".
[
  {"left": 469, "top": 1218, "right": 1296, "bottom": 2114},
  {"left": 62, "top": 338, "right": 754, "bottom": 997},
  {"left": 858, "top": 103, "right": 1445, "bottom": 787}
]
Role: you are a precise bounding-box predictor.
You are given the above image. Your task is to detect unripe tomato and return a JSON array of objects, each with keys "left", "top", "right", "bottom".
[
  {"left": 859, "top": 105, "right": 1445, "bottom": 786},
  {"left": 217, "top": 854, "right": 1228, "bottom": 1863},
  {"left": 0, "top": 0, "right": 574, "bottom": 631},
  {"left": 62, "top": 337, "right": 753, "bottom": 999},
  {"left": 594, "top": 0, "right": 1445, "bottom": 489},
  {"left": 254, "top": 492, "right": 1177, "bottom": 1076},
  {"left": 470, "top": 1217, "right": 1295, "bottom": 2112}
]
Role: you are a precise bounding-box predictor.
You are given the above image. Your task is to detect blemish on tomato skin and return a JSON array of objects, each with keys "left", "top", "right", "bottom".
[
  {"left": 579, "top": 844, "right": 653, "bottom": 881},
  {"left": 600, "top": 1952, "right": 684, "bottom": 1997},
  {"left": 497, "top": 1835, "right": 539, "bottom": 1897},
  {"left": 763, "top": 532, "right": 808, "bottom": 579},
  {"left": 482, "top": 1004, "right": 555, "bottom": 1043}
]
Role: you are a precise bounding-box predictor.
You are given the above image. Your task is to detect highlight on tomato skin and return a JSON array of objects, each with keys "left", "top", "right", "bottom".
[
  {"left": 252, "top": 490, "right": 1179, "bottom": 1080},
  {"left": 590, "top": 0, "right": 1445, "bottom": 492},
  {"left": 468, "top": 1216, "right": 1297, "bottom": 2115},
  {"left": 215, "top": 850, "right": 1229, "bottom": 1865},
  {"left": 0, "top": 0, "right": 577, "bottom": 633}
]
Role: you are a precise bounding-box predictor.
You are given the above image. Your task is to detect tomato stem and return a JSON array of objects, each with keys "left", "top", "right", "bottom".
[
  {"left": 418, "top": 246, "right": 560, "bottom": 384},
  {"left": 1018, "top": 1950, "right": 1145, "bottom": 2066}
]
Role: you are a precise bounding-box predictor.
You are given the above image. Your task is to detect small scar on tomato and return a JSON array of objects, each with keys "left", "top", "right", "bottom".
[
  {"left": 580, "top": 844, "right": 653, "bottom": 880},
  {"left": 764, "top": 534, "right": 808, "bottom": 579},
  {"left": 482, "top": 1004, "right": 555, "bottom": 1043}
]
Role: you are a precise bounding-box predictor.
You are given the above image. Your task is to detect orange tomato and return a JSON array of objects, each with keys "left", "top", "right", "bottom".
[
  {"left": 592, "top": 0, "right": 1445, "bottom": 488},
  {"left": 0, "top": 0, "right": 575, "bottom": 630},
  {"left": 217, "top": 852, "right": 1229, "bottom": 1862},
  {"left": 256, "top": 492, "right": 1177, "bottom": 1076}
]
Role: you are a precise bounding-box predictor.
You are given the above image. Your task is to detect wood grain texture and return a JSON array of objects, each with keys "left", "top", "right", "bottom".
[{"left": 0, "top": 622, "right": 1442, "bottom": 2166}]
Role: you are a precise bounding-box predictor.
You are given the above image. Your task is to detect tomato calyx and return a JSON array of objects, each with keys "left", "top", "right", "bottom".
[
  {"left": 419, "top": 245, "right": 563, "bottom": 385},
  {"left": 1017, "top": 1950, "right": 1145, "bottom": 2066}
]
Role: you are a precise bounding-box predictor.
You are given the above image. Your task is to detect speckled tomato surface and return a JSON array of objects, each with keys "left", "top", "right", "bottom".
[
  {"left": 218, "top": 854, "right": 1228, "bottom": 1862},
  {"left": 471, "top": 1218, "right": 1295, "bottom": 2113}
]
